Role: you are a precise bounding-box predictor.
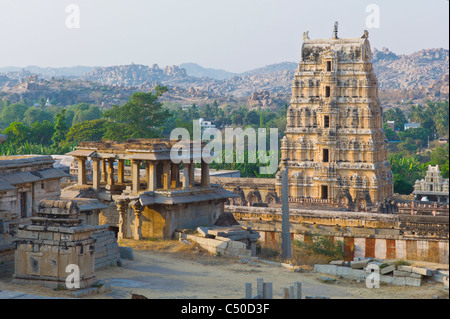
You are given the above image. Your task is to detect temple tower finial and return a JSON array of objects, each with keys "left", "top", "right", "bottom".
[{"left": 333, "top": 21, "right": 339, "bottom": 39}]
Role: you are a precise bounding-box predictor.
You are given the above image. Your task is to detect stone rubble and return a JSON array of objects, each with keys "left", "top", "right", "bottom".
[{"left": 315, "top": 258, "right": 449, "bottom": 288}]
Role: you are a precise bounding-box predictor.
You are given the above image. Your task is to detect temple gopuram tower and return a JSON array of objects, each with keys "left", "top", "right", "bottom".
[{"left": 277, "top": 25, "right": 394, "bottom": 211}]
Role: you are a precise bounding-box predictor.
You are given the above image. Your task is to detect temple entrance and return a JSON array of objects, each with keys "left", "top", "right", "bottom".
[
  {"left": 141, "top": 207, "right": 166, "bottom": 239},
  {"left": 321, "top": 186, "right": 328, "bottom": 200}
]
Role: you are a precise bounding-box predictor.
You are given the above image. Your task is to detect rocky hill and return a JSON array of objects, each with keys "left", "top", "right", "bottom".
[
  {"left": 373, "top": 47, "right": 449, "bottom": 91},
  {"left": 1, "top": 48, "right": 447, "bottom": 108},
  {"left": 179, "top": 63, "right": 235, "bottom": 80}
]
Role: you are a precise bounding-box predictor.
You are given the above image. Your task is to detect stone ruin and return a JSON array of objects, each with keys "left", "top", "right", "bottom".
[{"left": 13, "top": 200, "right": 97, "bottom": 289}]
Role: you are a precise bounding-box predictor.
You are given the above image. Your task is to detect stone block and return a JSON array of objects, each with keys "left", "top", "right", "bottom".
[
  {"left": 314, "top": 264, "right": 338, "bottom": 275},
  {"left": 432, "top": 274, "right": 447, "bottom": 283},
  {"left": 397, "top": 265, "right": 413, "bottom": 272},
  {"left": 350, "top": 259, "right": 371, "bottom": 269},
  {"left": 330, "top": 260, "right": 347, "bottom": 266},
  {"left": 437, "top": 270, "right": 449, "bottom": 276},
  {"left": 444, "top": 276, "right": 449, "bottom": 289},
  {"left": 394, "top": 270, "right": 411, "bottom": 277},
  {"left": 411, "top": 267, "right": 433, "bottom": 277},
  {"left": 380, "top": 265, "right": 396, "bottom": 275},
  {"left": 197, "top": 227, "right": 209, "bottom": 237}
]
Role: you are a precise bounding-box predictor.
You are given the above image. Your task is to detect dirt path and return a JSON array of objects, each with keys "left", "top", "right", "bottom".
[
  {"left": 1, "top": 248, "right": 448, "bottom": 299},
  {"left": 92, "top": 250, "right": 447, "bottom": 299}
]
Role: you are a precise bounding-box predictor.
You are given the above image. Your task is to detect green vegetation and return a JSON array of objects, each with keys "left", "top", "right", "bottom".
[
  {"left": 384, "top": 100, "right": 449, "bottom": 194},
  {"left": 1, "top": 88, "right": 447, "bottom": 197},
  {"left": 293, "top": 234, "right": 344, "bottom": 260}
]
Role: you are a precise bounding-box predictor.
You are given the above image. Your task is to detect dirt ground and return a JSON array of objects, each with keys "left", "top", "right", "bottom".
[{"left": 1, "top": 240, "right": 448, "bottom": 299}]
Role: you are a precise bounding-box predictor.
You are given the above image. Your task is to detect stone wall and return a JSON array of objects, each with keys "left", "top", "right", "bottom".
[
  {"left": 91, "top": 225, "right": 120, "bottom": 270},
  {"left": 227, "top": 205, "right": 449, "bottom": 264}
]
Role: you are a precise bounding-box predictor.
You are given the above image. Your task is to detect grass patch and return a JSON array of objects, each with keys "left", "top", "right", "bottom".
[
  {"left": 394, "top": 260, "right": 412, "bottom": 267},
  {"left": 256, "top": 235, "right": 345, "bottom": 267}
]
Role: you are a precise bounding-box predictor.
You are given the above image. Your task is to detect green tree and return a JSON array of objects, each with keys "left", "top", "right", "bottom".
[
  {"left": 22, "top": 107, "right": 53, "bottom": 126},
  {"left": 29, "top": 120, "right": 55, "bottom": 145},
  {"left": 52, "top": 110, "right": 69, "bottom": 147},
  {"left": 383, "top": 107, "right": 407, "bottom": 131},
  {"left": 0, "top": 103, "right": 29, "bottom": 124},
  {"left": 2, "top": 122, "right": 31, "bottom": 145},
  {"left": 65, "top": 119, "right": 107, "bottom": 146},
  {"left": 103, "top": 86, "right": 169, "bottom": 139},
  {"left": 389, "top": 153, "right": 427, "bottom": 194}
]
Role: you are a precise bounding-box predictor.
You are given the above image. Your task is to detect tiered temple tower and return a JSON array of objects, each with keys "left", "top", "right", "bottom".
[{"left": 277, "top": 26, "right": 394, "bottom": 210}]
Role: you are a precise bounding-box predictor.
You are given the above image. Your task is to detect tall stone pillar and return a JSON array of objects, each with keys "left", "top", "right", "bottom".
[
  {"left": 281, "top": 159, "right": 292, "bottom": 261},
  {"left": 76, "top": 157, "right": 87, "bottom": 186},
  {"left": 189, "top": 162, "right": 195, "bottom": 187},
  {"left": 116, "top": 199, "right": 129, "bottom": 240},
  {"left": 147, "top": 161, "right": 157, "bottom": 191},
  {"left": 107, "top": 158, "right": 115, "bottom": 186},
  {"left": 132, "top": 202, "right": 144, "bottom": 240},
  {"left": 92, "top": 157, "right": 101, "bottom": 190},
  {"left": 118, "top": 159, "right": 125, "bottom": 184},
  {"left": 171, "top": 162, "right": 180, "bottom": 189},
  {"left": 163, "top": 162, "right": 171, "bottom": 190},
  {"left": 101, "top": 159, "right": 107, "bottom": 184},
  {"left": 131, "top": 160, "right": 141, "bottom": 194},
  {"left": 182, "top": 165, "right": 190, "bottom": 190},
  {"left": 201, "top": 160, "right": 210, "bottom": 188}
]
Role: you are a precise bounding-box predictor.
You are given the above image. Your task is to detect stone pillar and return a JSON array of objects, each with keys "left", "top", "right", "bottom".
[
  {"left": 281, "top": 159, "right": 292, "bottom": 261},
  {"left": 101, "top": 159, "right": 107, "bottom": 184},
  {"left": 132, "top": 202, "right": 144, "bottom": 240},
  {"left": 76, "top": 157, "right": 87, "bottom": 186},
  {"left": 201, "top": 160, "right": 210, "bottom": 188},
  {"left": 92, "top": 157, "right": 101, "bottom": 191},
  {"left": 131, "top": 160, "right": 141, "bottom": 194},
  {"left": 182, "top": 165, "right": 190, "bottom": 190},
  {"left": 163, "top": 162, "right": 171, "bottom": 190},
  {"left": 171, "top": 162, "right": 180, "bottom": 189},
  {"left": 107, "top": 158, "right": 115, "bottom": 186},
  {"left": 189, "top": 162, "right": 195, "bottom": 187},
  {"left": 116, "top": 199, "right": 129, "bottom": 240},
  {"left": 118, "top": 159, "right": 125, "bottom": 184},
  {"left": 147, "top": 161, "right": 157, "bottom": 191}
]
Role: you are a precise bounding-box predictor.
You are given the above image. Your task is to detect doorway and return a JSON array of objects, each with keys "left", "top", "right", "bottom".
[{"left": 321, "top": 186, "right": 328, "bottom": 200}]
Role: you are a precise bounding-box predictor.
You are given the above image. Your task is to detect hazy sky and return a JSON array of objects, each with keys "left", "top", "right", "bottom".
[{"left": 0, "top": 0, "right": 448, "bottom": 73}]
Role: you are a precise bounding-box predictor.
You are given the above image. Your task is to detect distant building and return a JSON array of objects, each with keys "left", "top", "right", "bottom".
[
  {"left": 413, "top": 165, "right": 449, "bottom": 203},
  {"left": 44, "top": 98, "right": 51, "bottom": 107},
  {"left": 404, "top": 123, "right": 421, "bottom": 130},
  {"left": 198, "top": 118, "right": 216, "bottom": 130},
  {"left": 386, "top": 121, "right": 395, "bottom": 131},
  {"left": 439, "top": 136, "right": 448, "bottom": 144}
]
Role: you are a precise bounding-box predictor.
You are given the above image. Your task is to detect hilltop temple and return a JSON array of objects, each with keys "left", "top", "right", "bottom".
[{"left": 276, "top": 27, "right": 394, "bottom": 211}]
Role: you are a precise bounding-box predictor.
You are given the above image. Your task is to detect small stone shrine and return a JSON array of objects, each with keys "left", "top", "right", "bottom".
[{"left": 13, "top": 200, "right": 97, "bottom": 288}]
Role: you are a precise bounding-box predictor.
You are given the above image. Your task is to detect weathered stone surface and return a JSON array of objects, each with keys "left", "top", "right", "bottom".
[
  {"left": 351, "top": 259, "right": 372, "bottom": 269},
  {"left": 394, "top": 270, "right": 411, "bottom": 277},
  {"left": 380, "top": 265, "right": 396, "bottom": 275},
  {"left": 119, "top": 247, "right": 134, "bottom": 260}
]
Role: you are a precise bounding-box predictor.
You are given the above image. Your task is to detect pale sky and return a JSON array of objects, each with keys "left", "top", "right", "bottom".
[{"left": 0, "top": 0, "right": 448, "bottom": 73}]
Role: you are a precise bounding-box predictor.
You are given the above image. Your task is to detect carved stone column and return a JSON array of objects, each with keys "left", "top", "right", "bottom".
[
  {"left": 131, "top": 160, "right": 141, "bottom": 194},
  {"left": 92, "top": 157, "right": 101, "bottom": 191},
  {"left": 107, "top": 158, "right": 115, "bottom": 186},
  {"left": 76, "top": 156, "right": 87, "bottom": 186},
  {"left": 116, "top": 199, "right": 130, "bottom": 239},
  {"left": 118, "top": 159, "right": 125, "bottom": 184},
  {"left": 132, "top": 201, "right": 144, "bottom": 240}
]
